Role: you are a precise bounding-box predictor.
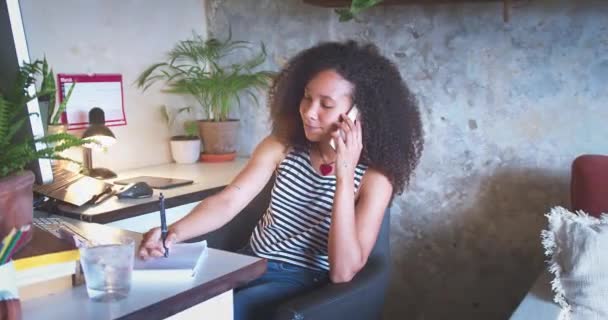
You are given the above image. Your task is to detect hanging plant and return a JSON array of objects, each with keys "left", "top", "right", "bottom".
[{"left": 335, "top": 0, "right": 384, "bottom": 22}]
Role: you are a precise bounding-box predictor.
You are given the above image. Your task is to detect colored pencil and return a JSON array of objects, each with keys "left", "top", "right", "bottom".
[
  {"left": 0, "top": 228, "right": 16, "bottom": 263},
  {"left": 0, "top": 229, "right": 22, "bottom": 264},
  {"left": 7, "top": 225, "right": 31, "bottom": 260}
]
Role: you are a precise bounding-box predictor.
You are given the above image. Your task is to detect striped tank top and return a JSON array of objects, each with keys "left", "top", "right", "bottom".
[{"left": 249, "top": 146, "right": 368, "bottom": 271}]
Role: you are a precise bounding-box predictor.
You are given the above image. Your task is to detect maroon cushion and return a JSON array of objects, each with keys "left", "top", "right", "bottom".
[{"left": 571, "top": 155, "right": 608, "bottom": 218}]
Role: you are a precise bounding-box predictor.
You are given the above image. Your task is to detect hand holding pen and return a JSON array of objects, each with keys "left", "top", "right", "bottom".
[{"left": 137, "top": 194, "right": 177, "bottom": 260}]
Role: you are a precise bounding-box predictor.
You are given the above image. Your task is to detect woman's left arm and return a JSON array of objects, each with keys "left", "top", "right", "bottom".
[{"left": 328, "top": 114, "right": 393, "bottom": 283}]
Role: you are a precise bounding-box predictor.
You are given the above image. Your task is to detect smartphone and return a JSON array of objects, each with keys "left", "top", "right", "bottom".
[{"left": 330, "top": 105, "right": 359, "bottom": 150}]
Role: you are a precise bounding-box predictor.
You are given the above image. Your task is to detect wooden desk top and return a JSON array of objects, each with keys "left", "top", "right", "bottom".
[
  {"left": 20, "top": 216, "right": 266, "bottom": 320},
  {"left": 12, "top": 226, "right": 75, "bottom": 261},
  {"left": 52, "top": 159, "right": 248, "bottom": 223}
]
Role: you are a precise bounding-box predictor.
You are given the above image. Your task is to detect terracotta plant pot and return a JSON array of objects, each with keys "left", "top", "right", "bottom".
[
  {"left": 169, "top": 136, "right": 201, "bottom": 164},
  {"left": 46, "top": 124, "right": 69, "bottom": 169},
  {"left": 199, "top": 152, "right": 237, "bottom": 162},
  {"left": 198, "top": 120, "right": 239, "bottom": 157},
  {"left": 0, "top": 171, "right": 34, "bottom": 240}
]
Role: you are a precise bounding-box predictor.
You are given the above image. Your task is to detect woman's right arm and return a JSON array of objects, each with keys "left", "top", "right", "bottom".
[{"left": 139, "top": 135, "right": 285, "bottom": 259}]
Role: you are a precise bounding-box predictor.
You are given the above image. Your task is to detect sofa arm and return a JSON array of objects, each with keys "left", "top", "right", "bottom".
[
  {"left": 274, "top": 257, "right": 389, "bottom": 320},
  {"left": 571, "top": 154, "right": 608, "bottom": 217}
]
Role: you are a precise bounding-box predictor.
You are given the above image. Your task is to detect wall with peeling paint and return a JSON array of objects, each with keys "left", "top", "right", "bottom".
[{"left": 208, "top": 0, "right": 608, "bottom": 318}]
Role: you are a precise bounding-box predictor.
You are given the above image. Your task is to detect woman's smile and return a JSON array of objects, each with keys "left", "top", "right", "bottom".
[{"left": 304, "top": 123, "right": 322, "bottom": 132}]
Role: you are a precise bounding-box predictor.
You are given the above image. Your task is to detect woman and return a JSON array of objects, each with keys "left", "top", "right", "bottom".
[{"left": 138, "top": 40, "right": 423, "bottom": 319}]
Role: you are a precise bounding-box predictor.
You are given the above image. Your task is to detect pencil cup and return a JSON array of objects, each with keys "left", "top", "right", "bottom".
[
  {"left": 0, "top": 261, "right": 21, "bottom": 320},
  {"left": 79, "top": 239, "right": 134, "bottom": 302},
  {"left": 0, "top": 261, "right": 18, "bottom": 299}
]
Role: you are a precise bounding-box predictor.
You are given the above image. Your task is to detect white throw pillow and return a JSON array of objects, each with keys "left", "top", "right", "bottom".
[{"left": 541, "top": 206, "right": 608, "bottom": 320}]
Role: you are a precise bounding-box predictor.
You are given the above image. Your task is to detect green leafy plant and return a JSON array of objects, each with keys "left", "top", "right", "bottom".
[
  {"left": 136, "top": 31, "right": 275, "bottom": 122},
  {"left": 37, "top": 58, "right": 76, "bottom": 125},
  {"left": 160, "top": 105, "right": 199, "bottom": 139},
  {"left": 336, "top": 0, "right": 383, "bottom": 21},
  {"left": 184, "top": 121, "right": 199, "bottom": 138},
  {"left": 0, "top": 60, "right": 91, "bottom": 178}
]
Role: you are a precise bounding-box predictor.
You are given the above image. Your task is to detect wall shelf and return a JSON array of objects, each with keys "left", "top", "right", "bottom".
[
  {"left": 303, "top": 0, "right": 515, "bottom": 22},
  {"left": 303, "top": 0, "right": 502, "bottom": 7}
]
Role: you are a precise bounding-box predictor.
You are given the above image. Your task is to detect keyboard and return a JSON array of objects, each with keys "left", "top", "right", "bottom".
[
  {"left": 33, "top": 217, "right": 89, "bottom": 245},
  {"left": 33, "top": 217, "right": 65, "bottom": 238}
]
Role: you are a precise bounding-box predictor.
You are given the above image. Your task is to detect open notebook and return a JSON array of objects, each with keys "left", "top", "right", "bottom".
[{"left": 133, "top": 240, "right": 207, "bottom": 277}]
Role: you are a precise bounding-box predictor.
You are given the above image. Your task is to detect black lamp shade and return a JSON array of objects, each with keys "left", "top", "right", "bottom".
[
  {"left": 89, "top": 107, "right": 106, "bottom": 124},
  {"left": 82, "top": 107, "right": 116, "bottom": 147},
  {"left": 82, "top": 124, "right": 116, "bottom": 140},
  {"left": 81, "top": 107, "right": 117, "bottom": 179}
]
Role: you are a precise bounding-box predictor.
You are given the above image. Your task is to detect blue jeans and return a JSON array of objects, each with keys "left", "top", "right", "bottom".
[{"left": 234, "top": 245, "right": 329, "bottom": 320}]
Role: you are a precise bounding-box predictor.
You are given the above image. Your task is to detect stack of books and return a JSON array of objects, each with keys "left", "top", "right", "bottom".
[{"left": 11, "top": 226, "right": 80, "bottom": 300}]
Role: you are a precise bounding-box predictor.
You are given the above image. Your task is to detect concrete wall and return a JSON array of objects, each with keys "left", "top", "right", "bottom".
[
  {"left": 208, "top": 0, "right": 608, "bottom": 319},
  {"left": 20, "top": 0, "right": 207, "bottom": 171}
]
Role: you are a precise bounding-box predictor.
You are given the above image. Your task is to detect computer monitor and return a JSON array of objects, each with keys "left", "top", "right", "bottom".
[{"left": 0, "top": 0, "right": 53, "bottom": 184}]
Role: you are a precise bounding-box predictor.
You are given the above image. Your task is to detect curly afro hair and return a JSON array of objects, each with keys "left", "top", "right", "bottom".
[{"left": 269, "top": 40, "right": 423, "bottom": 195}]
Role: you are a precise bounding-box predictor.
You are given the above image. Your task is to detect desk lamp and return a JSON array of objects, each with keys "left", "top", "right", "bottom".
[{"left": 82, "top": 107, "right": 117, "bottom": 179}]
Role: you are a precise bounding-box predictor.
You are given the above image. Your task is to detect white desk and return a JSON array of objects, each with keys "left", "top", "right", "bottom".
[
  {"left": 20, "top": 219, "right": 266, "bottom": 320},
  {"left": 21, "top": 249, "right": 265, "bottom": 320},
  {"left": 50, "top": 159, "right": 248, "bottom": 230},
  {"left": 25, "top": 160, "right": 266, "bottom": 319}
]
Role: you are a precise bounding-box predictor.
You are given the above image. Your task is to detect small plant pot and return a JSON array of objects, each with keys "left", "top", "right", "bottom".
[
  {"left": 169, "top": 136, "right": 201, "bottom": 164},
  {"left": 0, "top": 261, "right": 21, "bottom": 320},
  {"left": 46, "top": 124, "right": 69, "bottom": 169},
  {"left": 38, "top": 99, "right": 50, "bottom": 134},
  {"left": 46, "top": 124, "right": 67, "bottom": 135}
]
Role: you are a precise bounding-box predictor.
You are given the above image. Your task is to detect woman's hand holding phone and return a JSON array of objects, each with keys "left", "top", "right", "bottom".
[
  {"left": 331, "top": 106, "right": 362, "bottom": 180},
  {"left": 330, "top": 106, "right": 358, "bottom": 150}
]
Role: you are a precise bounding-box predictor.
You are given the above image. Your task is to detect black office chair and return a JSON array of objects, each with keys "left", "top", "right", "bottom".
[{"left": 197, "top": 181, "right": 391, "bottom": 320}]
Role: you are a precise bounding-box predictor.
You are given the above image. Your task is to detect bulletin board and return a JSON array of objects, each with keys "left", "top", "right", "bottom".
[{"left": 57, "top": 74, "right": 127, "bottom": 130}]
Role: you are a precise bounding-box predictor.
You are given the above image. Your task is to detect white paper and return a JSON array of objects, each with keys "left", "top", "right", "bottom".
[{"left": 133, "top": 241, "right": 207, "bottom": 277}]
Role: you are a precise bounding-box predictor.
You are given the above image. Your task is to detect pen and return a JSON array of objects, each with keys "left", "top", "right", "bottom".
[{"left": 159, "top": 193, "right": 169, "bottom": 258}]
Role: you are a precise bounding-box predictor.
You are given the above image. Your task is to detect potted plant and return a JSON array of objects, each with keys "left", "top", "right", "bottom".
[
  {"left": 136, "top": 31, "right": 274, "bottom": 161},
  {"left": 161, "top": 105, "right": 201, "bottom": 164},
  {"left": 36, "top": 57, "right": 76, "bottom": 135},
  {"left": 36, "top": 58, "right": 77, "bottom": 169},
  {"left": 0, "top": 60, "right": 89, "bottom": 240}
]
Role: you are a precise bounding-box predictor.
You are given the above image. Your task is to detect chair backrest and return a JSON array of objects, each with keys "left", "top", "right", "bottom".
[
  {"left": 369, "top": 207, "right": 391, "bottom": 263},
  {"left": 200, "top": 177, "right": 392, "bottom": 261},
  {"left": 197, "top": 180, "right": 272, "bottom": 250},
  {"left": 571, "top": 155, "right": 608, "bottom": 217}
]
